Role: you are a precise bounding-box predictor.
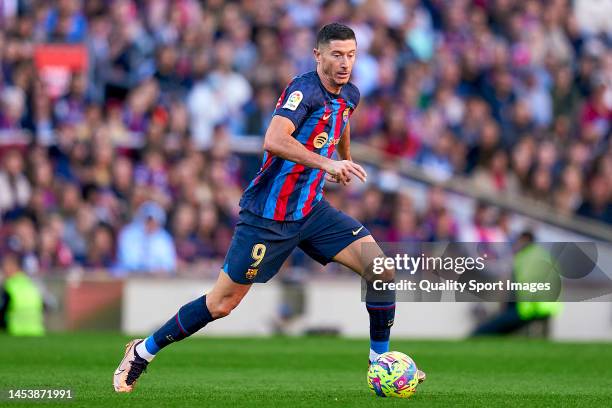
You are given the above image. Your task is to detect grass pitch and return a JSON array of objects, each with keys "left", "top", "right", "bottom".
[{"left": 0, "top": 333, "right": 610, "bottom": 407}]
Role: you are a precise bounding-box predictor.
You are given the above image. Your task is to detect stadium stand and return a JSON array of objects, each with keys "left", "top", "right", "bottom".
[{"left": 0, "top": 0, "right": 610, "bottom": 276}]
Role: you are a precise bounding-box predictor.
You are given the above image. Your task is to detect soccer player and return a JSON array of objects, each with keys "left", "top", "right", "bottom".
[{"left": 114, "top": 23, "right": 425, "bottom": 392}]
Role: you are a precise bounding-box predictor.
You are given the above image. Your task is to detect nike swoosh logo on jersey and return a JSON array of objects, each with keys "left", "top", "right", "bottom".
[
  {"left": 352, "top": 226, "right": 364, "bottom": 235},
  {"left": 323, "top": 113, "right": 331, "bottom": 120}
]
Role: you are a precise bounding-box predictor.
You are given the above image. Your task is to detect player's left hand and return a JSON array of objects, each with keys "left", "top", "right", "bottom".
[
  {"left": 324, "top": 159, "right": 367, "bottom": 186},
  {"left": 325, "top": 173, "right": 342, "bottom": 183}
]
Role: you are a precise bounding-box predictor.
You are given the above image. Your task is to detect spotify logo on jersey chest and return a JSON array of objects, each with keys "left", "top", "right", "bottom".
[
  {"left": 313, "top": 132, "right": 340, "bottom": 148},
  {"left": 314, "top": 132, "right": 329, "bottom": 148}
]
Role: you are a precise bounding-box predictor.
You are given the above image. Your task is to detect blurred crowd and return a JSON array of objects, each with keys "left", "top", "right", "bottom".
[{"left": 0, "top": 0, "right": 610, "bottom": 276}]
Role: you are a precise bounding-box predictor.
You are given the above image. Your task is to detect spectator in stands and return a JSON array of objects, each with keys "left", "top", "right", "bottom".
[
  {"left": 194, "top": 204, "right": 223, "bottom": 260},
  {"left": 422, "top": 186, "right": 459, "bottom": 242},
  {"left": 553, "top": 165, "right": 584, "bottom": 214},
  {"left": 417, "top": 130, "right": 456, "bottom": 181},
  {"left": 577, "top": 173, "right": 612, "bottom": 224},
  {"left": 44, "top": 0, "right": 88, "bottom": 43},
  {"left": 11, "top": 217, "right": 39, "bottom": 276},
  {"left": 552, "top": 66, "right": 581, "bottom": 118},
  {"left": 171, "top": 203, "right": 199, "bottom": 266},
  {"left": 461, "top": 202, "right": 507, "bottom": 242},
  {"left": 0, "top": 87, "right": 27, "bottom": 132},
  {"left": 111, "top": 156, "right": 134, "bottom": 206},
  {"left": 187, "top": 40, "right": 252, "bottom": 149},
  {"left": 242, "top": 85, "right": 276, "bottom": 135},
  {"left": 472, "top": 150, "right": 520, "bottom": 194},
  {"left": 54, "top": 72, "right": 89, "bottom": 126},
  {"left": 466, "top": 120, "right": 501, "bottom": 174},
  {"left": 63, "top": 204, "right": 96, "bottom": 264},
  {"left": 116, "top": 201, "right": 176, "bottom": 274},
  {"left": 38, "top": 220, "right": 73, "bottom": 272},
  {"left": 0, "top": 149, "right": 31, "bottom": 219},
  {"left": 85, "top": 222, "right": 116, "bottom": 269}
]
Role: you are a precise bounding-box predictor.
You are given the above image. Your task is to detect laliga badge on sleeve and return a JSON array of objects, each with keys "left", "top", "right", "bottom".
[
  {"left": 343, "top": 108, "right": 351, "bottom": 123},
  {"left": 283, "top": 91, "right": 303, "bottom": 111}
]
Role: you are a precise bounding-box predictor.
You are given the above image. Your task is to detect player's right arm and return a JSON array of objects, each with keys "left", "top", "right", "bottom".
[{"left": 263, "top": 115, "right": 366, "bottom": 185}]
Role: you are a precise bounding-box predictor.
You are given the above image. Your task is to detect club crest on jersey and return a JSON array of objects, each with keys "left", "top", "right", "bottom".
[
  {"left": 283, "top": 91, "right": 303, "bottom": 111},
  {"left": 343, "top": 108, "right": 351, "bottom": 123},
  {"left": 246, "top": 268, "right": 258, "bottom": 280},
  {"left": 313, "top": 132, "right": 329, "bottom": 148}
]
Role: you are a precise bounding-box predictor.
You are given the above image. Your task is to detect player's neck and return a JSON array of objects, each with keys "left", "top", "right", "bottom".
[{"left": 316, "top": 68, "right": 342, "bottom": 95}]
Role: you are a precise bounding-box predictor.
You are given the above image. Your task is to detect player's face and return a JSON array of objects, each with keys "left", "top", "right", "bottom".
[{"left": 315, "top": 39, "right": 357, "bottom": 87}]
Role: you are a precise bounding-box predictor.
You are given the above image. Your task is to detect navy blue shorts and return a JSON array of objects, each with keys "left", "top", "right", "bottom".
[{"left": 222, "top": 199, "right": 370, "bottom": 284}]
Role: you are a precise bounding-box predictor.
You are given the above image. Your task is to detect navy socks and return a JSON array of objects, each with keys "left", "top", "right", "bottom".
[
  {"left": 366, "top": 302, "right": 396, "bottom": 362},
  {"left": 142, "top": 295, "right": 215, "bottom": 357},
  {"left": 137, "top": 293, "right": 394, "bottom": 364}
]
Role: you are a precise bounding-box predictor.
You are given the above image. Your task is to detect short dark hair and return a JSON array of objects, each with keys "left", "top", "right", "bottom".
[{"left": 316, "top": 23, "right": 356, "bottom": 47}]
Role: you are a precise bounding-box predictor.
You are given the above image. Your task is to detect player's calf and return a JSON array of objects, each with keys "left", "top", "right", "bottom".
[
  {"left": 333, "top": 237, "right": 397, "bottom": 364},
  {"left": 364, "top": 260, "right": 396, "bottom": 363}
]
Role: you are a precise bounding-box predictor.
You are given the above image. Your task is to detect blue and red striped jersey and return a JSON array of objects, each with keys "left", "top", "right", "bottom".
[{"left": 239, "top": 71, "right": 360, "bottom": 221}]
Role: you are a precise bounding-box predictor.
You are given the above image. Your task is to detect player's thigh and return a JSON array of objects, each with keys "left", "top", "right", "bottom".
[
  {"left": 332, "top": 234, "right": 392, "bottom": 281},
  {"left": 299, "top": 201, "right": 375, "bottom": 274}
]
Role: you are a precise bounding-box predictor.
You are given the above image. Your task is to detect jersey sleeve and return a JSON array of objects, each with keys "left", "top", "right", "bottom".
[{"left": 273, "top": 78, "right": 311, "bottom": 130}]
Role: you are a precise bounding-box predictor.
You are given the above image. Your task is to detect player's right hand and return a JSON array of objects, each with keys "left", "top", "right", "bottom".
[{"left": 325, "top": 160, "right": 367, "bottom": 185}]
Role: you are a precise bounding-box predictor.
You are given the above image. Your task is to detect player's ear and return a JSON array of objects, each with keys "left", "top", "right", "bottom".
[{"left": 313, "top": 47, "right": 321, "bottom": 63}]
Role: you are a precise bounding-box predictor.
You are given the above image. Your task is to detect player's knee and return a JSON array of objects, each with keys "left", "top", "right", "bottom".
[
  {"left": 366, "top": 260, "right": 395, "bottom": 283},
  {"left": 208, "top": 295, "right": 242, "bottom": 319},
  {"left": 366, "top": 253, "right": 395, "bottom": 280},
  {"left": 378, "top": 267, "right": 395, "bottom": 283},
  {"left": 210, "top": 305, "right": 231, "bottom": 318},
  {"left": 209, "top": 301, "right": 232, "bottom": 318}
]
